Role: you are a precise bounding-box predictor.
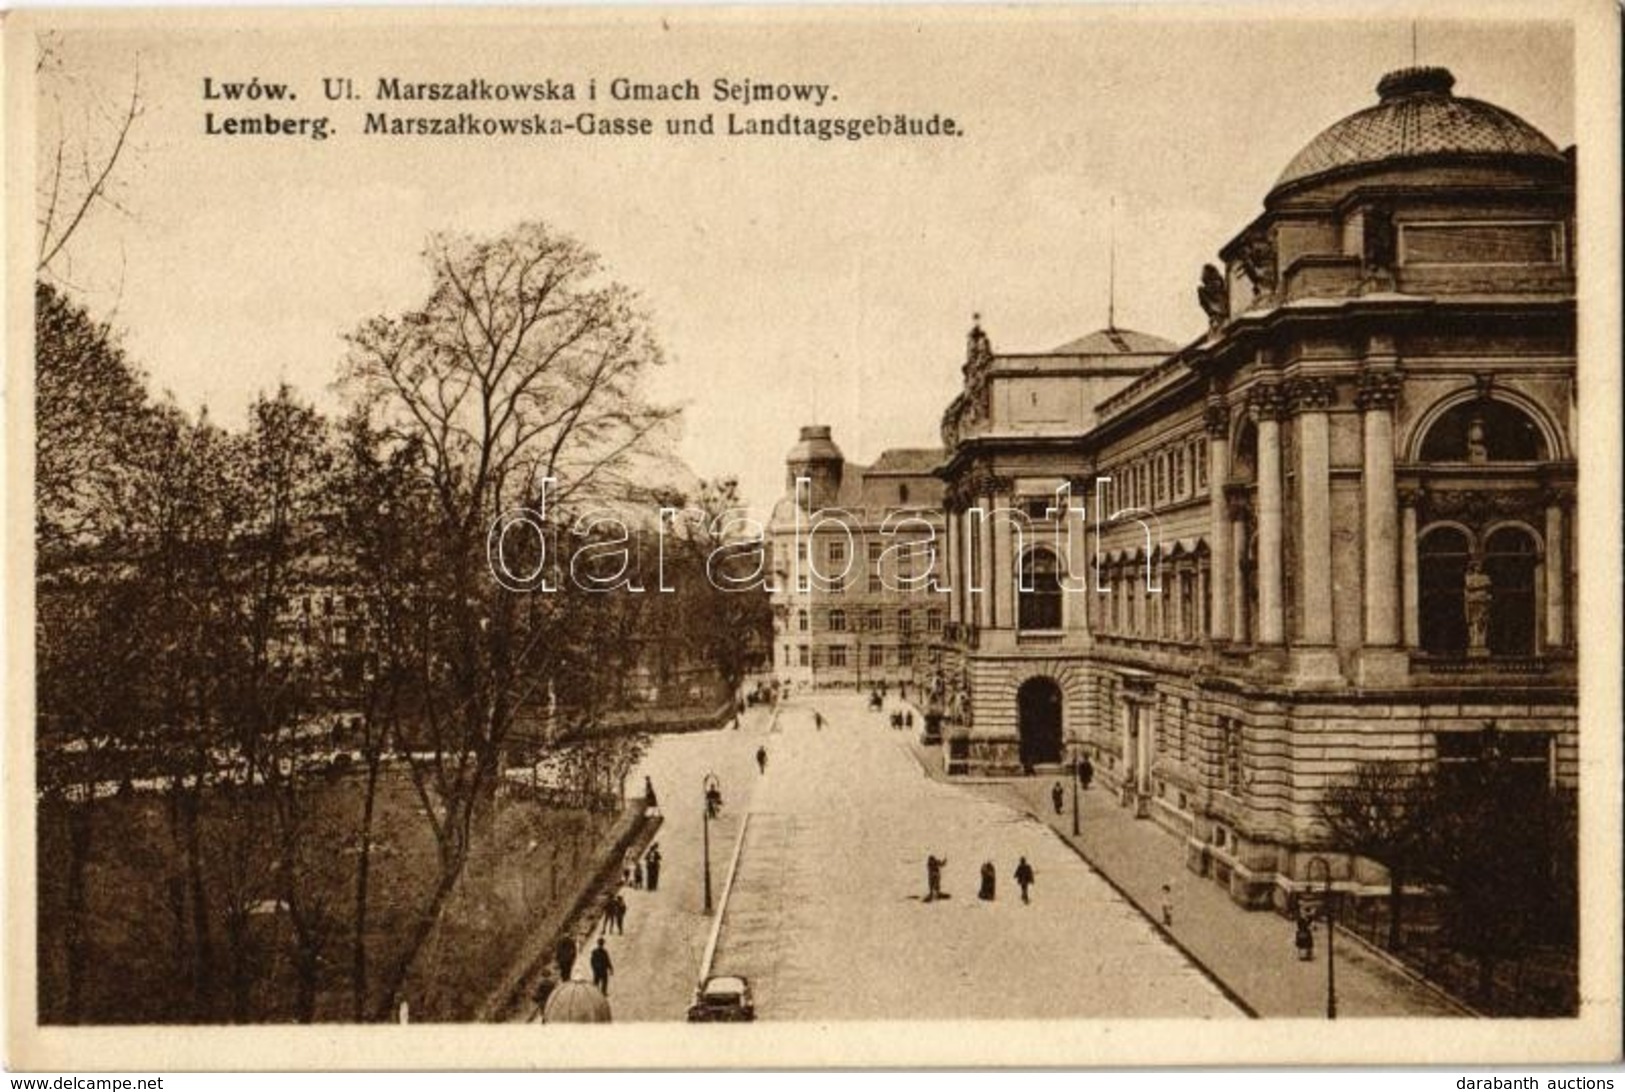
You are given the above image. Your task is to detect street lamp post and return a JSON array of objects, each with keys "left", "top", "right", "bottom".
[
  {"left": 702, "top": 772, "right": 721, "bottom": 914},
  {"left": 1071, "top": 739, "right": 1081, "bottom": 836},
  {"left": 1306, "top": 855, "right": 1337, "bottom": 1019}
]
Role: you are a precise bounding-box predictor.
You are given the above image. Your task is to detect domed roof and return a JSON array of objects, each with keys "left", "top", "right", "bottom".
[
  {"left": 1051, "top": 327, "right": 1178, "bottom": 356},
  {"left": 1273, "top": 67, "right": 1563, "bottom": 197},
  {"left": 786, "top": 424, "right": 844, "bottom": 465}
]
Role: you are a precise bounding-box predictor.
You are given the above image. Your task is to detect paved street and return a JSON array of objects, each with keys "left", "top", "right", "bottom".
[
  {"left": 528, "top": 690, "right": 1467, "bottom": 1023},
  {"left": 706, "top": 693, "right": 1240, "bottom": 1020}
]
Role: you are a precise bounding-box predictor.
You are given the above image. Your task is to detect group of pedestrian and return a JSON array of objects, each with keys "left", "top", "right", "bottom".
[{"left": 948, "top": 855, "right": 1038, "bottom": 903}]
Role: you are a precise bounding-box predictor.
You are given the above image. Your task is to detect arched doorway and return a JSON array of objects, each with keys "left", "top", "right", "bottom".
[{"left": 1017, "top": 677, "right": 1063, "bottom": 770}]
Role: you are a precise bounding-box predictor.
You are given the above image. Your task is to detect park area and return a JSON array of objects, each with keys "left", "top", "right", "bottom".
[{"left": 37, "top": 769, "right": 622, "bottom": 1024}]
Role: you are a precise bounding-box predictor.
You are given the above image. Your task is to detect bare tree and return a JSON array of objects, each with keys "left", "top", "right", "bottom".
[
  {"left": 340, "top": 221, "right": 676, "bottom": 1017},
  {"left": 35, "top": 35, "right": 143, "bottom": 279}
]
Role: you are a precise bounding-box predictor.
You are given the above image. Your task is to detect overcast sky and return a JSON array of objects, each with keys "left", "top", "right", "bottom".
[{"left": 39, "top": 10, "right": 1574, "bottom": 518}]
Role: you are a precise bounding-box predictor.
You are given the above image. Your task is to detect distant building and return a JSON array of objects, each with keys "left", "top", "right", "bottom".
[
  {"left": 767, "top": 426, "right": 947, "bottom": 690},
  {"left": 933, "top": 67, "right": 1576, "bottom": 911}
]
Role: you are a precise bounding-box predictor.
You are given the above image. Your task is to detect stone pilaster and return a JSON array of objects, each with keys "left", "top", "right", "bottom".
[{"left": 1399, "top": 487, "right": 1423, "bottom": 650}]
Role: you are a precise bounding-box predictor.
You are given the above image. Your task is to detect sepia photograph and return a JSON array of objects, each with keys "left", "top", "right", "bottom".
[{"left": 4, "top": 0, "right": 1620, "bottom": 1071}]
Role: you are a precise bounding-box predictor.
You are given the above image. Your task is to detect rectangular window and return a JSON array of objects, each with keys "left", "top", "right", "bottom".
[
  {"left": 798, "top": 645, "right": 810, "bottom": 667},
  {"left": 1221, "top": 717, "right": 1243, "bottom": 793},
  {"left": 927, "top": 609, "right": 943, "bottom": 633},
  {"left": 868, "top": 542, "right": 884, "bottom": 562},
  {"left": 828, "top": 645, "right": 847, "bottom": 668},
  {"left": 866, "top": 609, "right": 882, "bottom": 631},
  {"left": 898, "top": 610, "right": 913, "bottom": 635},
  {"left": 868, "top": 645, "right": 886, "bottom": 668},
  {"left": 828, "top": 540, "right": 846, "bottom": 564},
  {"left": 898, "top": 646, "right": 914, "bottom": 667},
  {"left": 1196, "top": 441, "right": 1209, "bottom": 489},
  {"left": 868, "top": 574, "right": 883, "bottom": 594}
]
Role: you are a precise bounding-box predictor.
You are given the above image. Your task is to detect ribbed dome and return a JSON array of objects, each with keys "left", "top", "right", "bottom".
[
  {"left": 786, "top": 425, "right": 844, "bottom": 465},
  {"left": 1273, "top": 67, "right": 1563, "bottom": 196}
]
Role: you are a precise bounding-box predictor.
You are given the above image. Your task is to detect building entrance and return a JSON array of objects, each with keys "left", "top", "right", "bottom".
[{"left": 1017, "top": 677, "right": 1063, "bottom": 769}]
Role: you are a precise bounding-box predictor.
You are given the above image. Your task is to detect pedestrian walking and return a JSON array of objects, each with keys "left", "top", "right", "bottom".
[
  {"left": 1051, "top": 781, "right": 1065, "bottom": 815},
  {"left": 1078, "top": 754, "right": 1095, "bottom": 791},
  {"left": 632, "top": 859, "right": 644, "bottom": 889},
  {"left": 756, "top": 745, "right": 768, "bottom": 774},
  {"left": 645, "top": 845, "right": 662, "bottom": 892},
  {"left": 590, "top": 938, "right": 614, "bottom": 995},
  {"left": 978, "top": 861, "right": 996, "bottom": 901},
  {"left": 925, "top": 854, "right": 947, "bottom": 901},
  {"left": 1295, "top": 908, "right": 1315, "bottom": 961},
  {"left": 1014, "top": 856, "right": 1035, "bottom": 903},
  {"left": 614, "top": 894, "right": 627, "bottom": 934},
  {"left": 815, "top": 711, "right": 824, "bottom": 731},
  {"left": 1161, "top": 881, "right": 1175, "bottom": 927}
]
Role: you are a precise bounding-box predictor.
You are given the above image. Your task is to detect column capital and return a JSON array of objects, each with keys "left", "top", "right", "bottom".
[
  {"left": 1248, "top": 382, "right": 1288, "bottom": 421},
  {"left": 1203, "top": 400, "right": 1232, "bottom": 438},
  {"left": 1397, "top": 486, "right": 1426, "bottom": 509},
  {"left": 1356, "top": 369, "right": 1401, "bottom": 411},
  {"left": 1287, "top": 376, "right": 1338, "bottom": 414}
]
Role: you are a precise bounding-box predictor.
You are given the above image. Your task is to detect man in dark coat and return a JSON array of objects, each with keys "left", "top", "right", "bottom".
[
  {"left": 1014, "top": 857, "right": 1035, "bottom": 903},
  {"left": 978, "top": 861, "right": 996, "bottom": 901},
  {"left": 1078, "top": 754, "right": 1095, "bottom": 791},
  {"left": 590, "top": 938, "right": 614, "bottom": 995},
  {"left": 645, "top": 845, "right": 662, "bottom": 891},
  {"left": 926, "top": 854, "right": 946, "bottom": 901},
  {"left": 756, "top": 746, "right": 768, "bottom": 774},
  {"left": 1051, "top": 782, "right": 1065, "bottom": 815}
]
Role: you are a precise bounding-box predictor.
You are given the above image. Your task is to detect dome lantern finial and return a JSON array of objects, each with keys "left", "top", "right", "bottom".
[{"left": 1376, "top": 66, "right": 1456, "bottom": 102}]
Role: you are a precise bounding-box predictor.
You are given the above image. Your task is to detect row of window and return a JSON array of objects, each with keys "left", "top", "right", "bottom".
[
  {"left": 1100, "top": 436, "right": 1210, "bottom": 515},
  {"left": 794, "top": 608, "right": 943, "bottom": 634},
  {"left": 780, "top": 643, "right": 921, "bottom": 668}
]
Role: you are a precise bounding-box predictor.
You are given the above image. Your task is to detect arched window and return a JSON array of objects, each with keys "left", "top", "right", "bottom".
[
  {"left": 1018, "top": 548, "right": 1063, "bottom": 630},
  {"left": 1484, "top": 527, "right": 1538, "bottom": 656},
  {"left": 1420, "top": 400, "right": 1548, "bottom": 462},
  {"left": 1419, "top": 527, "right": 1471, "bottom": 655}
]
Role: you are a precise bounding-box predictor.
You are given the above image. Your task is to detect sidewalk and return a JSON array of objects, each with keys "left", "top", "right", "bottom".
[{"left": 904, "top": 734, "right": 1470, "bottom": 1019}]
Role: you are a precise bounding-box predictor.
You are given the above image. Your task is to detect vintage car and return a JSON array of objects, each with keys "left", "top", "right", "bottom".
[{"left": 685, "top": 975, "right": 755, "bottom": 1022}]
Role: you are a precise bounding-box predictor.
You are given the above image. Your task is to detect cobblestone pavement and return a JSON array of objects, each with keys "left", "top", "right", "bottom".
[{"left": 707, "top": 693, "right": 1241, "bottom": 1021}]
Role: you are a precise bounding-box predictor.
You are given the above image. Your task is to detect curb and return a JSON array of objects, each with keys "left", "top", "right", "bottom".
[
  {"left": 1332, "top": 918, "right": 1481, "bottom": 1017},
  {"left": 698, "top": 812, "right": 752, "bottom": 984}
]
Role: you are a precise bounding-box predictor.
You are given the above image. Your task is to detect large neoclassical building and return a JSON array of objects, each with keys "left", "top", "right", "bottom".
[{"left": 930, "top": 66, "right": 1576, "bottom": 909}]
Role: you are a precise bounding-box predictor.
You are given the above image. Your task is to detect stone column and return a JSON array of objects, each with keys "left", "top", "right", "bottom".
[
  {"left": 1252, "top": 384, "right": 1286, "bottom": 646},
  {"left": 976, "top": 495, "right": 995, "bottom": 630},
  {"left": 1293, "top": 378, "right": 1335, "bottom": 645},
  {"left": 1399, "top": 489, "right": 1421, "bottom": 649},
  {"left": 1355, "top": 365, "right": 1405, "bottom": 685},
  {"left": 946, "top": 504, "right": 962, "bottom": 626},
  {"left": 1358, "top": 370, "right": 1401, "bottom": 646},
  {"left": 1544, "top": 487, "right": 1570, "bottom": 651},
  {"left": 991, "top": 487, "right": 1014, "bottom": 630},
  {"left": 1205, "top": 402, "right": 1232, "bottom": 642}
]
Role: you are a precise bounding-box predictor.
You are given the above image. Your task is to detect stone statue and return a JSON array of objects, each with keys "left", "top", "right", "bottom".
[
  {"left": 1197, "top": 264, "right": 1228, "bottom": 331},
  {"left": 1238, "top": 235, "right": 1278, "bottom": 295},
  {"left": 1466, "top": 416, "right": 1489, "bottom": 463},
  {"left": 1464, "top": 561, "right": 1493, "bottom": 655}
]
